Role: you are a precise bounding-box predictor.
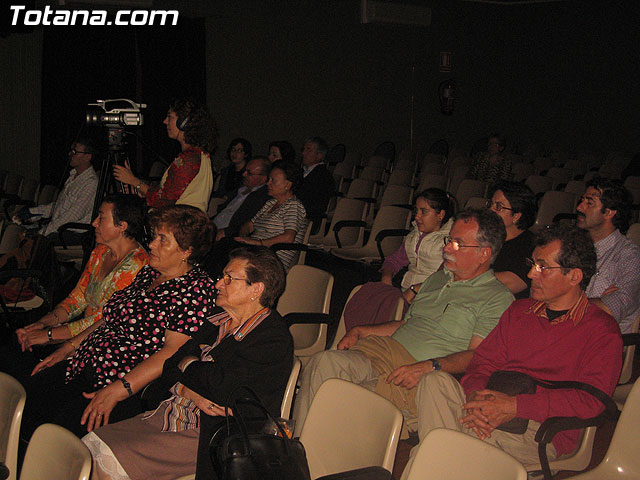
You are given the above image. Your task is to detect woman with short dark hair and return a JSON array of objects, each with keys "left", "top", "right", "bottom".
[
  {"left": 20, "top": 205, "right": 217, "bottom": 440},
  {"left": 488, "top": 180, "right": 538, "bottom": 298},
  {"left": 83, "top": 245, "right": 293, "bottom": 480}
]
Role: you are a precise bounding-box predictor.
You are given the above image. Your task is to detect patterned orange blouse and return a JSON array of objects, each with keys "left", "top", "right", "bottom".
[{"left": 60, "top": 243, "right": 149, "bottom": 336}]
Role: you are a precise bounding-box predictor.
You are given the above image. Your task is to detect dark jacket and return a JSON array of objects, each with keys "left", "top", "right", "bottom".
[
  {"left": 296, "top": 163, "right": 336, "bottom": 218},
  {"left": 217, "top": 184, "right": 270, "bottom": 237},
  {"left": 158, "top": 308, "right": 294, "bottom": 480}
]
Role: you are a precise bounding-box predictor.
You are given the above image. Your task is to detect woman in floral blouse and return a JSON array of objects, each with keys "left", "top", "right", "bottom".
[
  {"left": 16, "top": 194, "right": 148, "bottom": 352},
  {"left": 20, "top": 205, "right": 217, "bottom": 439}
]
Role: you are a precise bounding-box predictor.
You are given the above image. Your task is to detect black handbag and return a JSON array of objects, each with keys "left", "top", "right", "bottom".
[
  {"left": 486, "top": 370, "right": 616, "bottom": 435},
  {"left": 209, "top": 387, "right": 311, "bottom": 480}
]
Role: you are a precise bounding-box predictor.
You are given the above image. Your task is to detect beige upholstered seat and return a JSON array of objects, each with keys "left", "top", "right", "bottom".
[
  {"left": 569, "top": 378, "right": 640, "bottom": 479},
  {"left": 454, "top": 179, "right": 488, "bottom": 210},
  {"left": 308, "top": 197, "right": 366, "bottom": 250},
  {"left": 277, "top": 265, "right": 333, "bottom": 362},
  {"left": 20, "top": 423, "right": 91, "bottom": 480},
  {"left": 404, "top": 428, "right": 527, "bottom": 480},
  {"left": 532, "top": 190, "right": 577, "bottom": 230},
  {"left": 299, "top": 378, "right": 403, "bottom": 479},
  {"left": 0, "top": 373, "right": 26, "bottom": 480}
]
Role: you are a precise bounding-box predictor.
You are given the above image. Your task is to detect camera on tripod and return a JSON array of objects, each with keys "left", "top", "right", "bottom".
[{"left": 86, "top": 98, "right": 146, "bottom": 128}]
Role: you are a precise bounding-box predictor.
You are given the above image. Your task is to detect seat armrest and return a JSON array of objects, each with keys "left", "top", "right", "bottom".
[
  {"left": 315, "top": 466, "right": 392, "bottom": 480},
  {"left": 284, "top": 312, "right": 330, "bottom": 326},
  {"left": 57, "top": 222, "right": 92, "bottom": 249},
  {"left": 375, "top": 229, "right": 409, "bottom": 261},
  {"left": 333, "top": 220, "right": 366, "bottom": 248}
]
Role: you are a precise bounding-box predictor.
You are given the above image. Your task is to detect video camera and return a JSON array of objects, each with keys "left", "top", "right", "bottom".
[{"left": 86, "top": 98, "right": 146, "bottom": 128}]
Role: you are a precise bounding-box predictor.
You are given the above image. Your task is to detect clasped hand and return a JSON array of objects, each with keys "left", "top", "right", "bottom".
[{"left": 460, "top": 389, "right": 517, "bottom": 439}]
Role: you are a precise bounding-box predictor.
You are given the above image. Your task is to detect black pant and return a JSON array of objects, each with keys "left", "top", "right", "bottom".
[{"left": 21, "top": 361, "right": 143, "bottom": 440}]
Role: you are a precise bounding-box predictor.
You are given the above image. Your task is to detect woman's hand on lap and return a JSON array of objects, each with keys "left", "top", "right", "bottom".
[{"left": 81, "top": 380, "right": 129, "bottom": 432}]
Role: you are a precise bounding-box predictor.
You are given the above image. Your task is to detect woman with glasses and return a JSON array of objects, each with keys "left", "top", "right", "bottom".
[
  {"left": 487, "top": 181, "right": 538, "bottom": 298},
  {"left": 20, "top": 205, "right": 217, "bottom": 440},
  {"left": 342, "top": 189, "right": 456, "bottom": 331},
  {"left": 83, "top": 246, "right": 293, "bottom": 480},
  {"left": 114, "top": 98, "right": 216, "bottom": 212}
]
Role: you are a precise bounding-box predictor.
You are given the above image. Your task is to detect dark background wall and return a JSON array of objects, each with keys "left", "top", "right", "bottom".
[{"left": 1, "top": 0, "right": 638, "bottom": 182}]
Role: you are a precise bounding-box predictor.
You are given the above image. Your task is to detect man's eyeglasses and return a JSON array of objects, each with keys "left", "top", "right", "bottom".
[
  {"left": 526, "top": 258, "right": 573, "bottom": 274},
  {"left": 218, "top": 273, "right": 251, "bottom": 285},
  {"left": 244, "top": 170, "right": 267, "bottom": 177},
  {"left": 486, "top": 200, "right": 513, "bottom": 212},
  {"left": 443, "top": 235, "right": 481, "bottom": 250},
  {"left": 69, "top": 148, "right": 90, "bottom": 155}
]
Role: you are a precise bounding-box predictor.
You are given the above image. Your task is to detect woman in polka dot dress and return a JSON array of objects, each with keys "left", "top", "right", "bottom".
[{"left": 21, "top": 205, "right": 217, "bottom": 439}]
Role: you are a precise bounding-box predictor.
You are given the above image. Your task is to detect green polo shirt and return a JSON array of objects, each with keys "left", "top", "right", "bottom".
[{"left": 392, "top": 268, "right": 514, "bottom": 361}]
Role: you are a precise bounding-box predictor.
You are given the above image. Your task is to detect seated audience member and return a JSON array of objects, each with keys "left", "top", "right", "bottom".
[
  {"left": 469, "top": 133, "right": 512, "bottom": 184},
  {"left": 213, "top": 156, "right": 271, "bottom": 241},
  {"left": 8, "top": 195, "right": 148, "bottom": 375},
  {"left": 343, "top": 188, "right": 455, "bottom": 331},
  {"left": 268, "top": 140, "right": 296, "bottom": 163},
  {"left": 296, "top": 136, "right": 336, "bottom": 219},
  {"left": 401, "top": 224, "right": 623, "bottom": 476},
  {"left": 213, "top": 137, "right": 252, "bottom": 197},
  {"left": 114, "top": 99, "right": 216, "bottom": 212},
  {"left": 20, "top": 205, "right": 216, "bottom": 438},
  {"left": 83, "top": 246, "right": 293, "bottom": 480},
  {"left": 19, "top": 137, "right": 99, "bottom": 245},
  {"left": 577, "top": 177, "right": 640, "bottom": 333},
  {"left": 293, "top": 208, "right": 514, "bottom": 436},
  {"left": 488, "top": 181, "right": 538, "bottom": 298},
  {"left": 235, "top": 160, "right": 308, "bottom": 270}
]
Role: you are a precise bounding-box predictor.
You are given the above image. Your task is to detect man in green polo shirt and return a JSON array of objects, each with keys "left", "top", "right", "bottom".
[{"left": 293, "top": 208, "right": 514, "bottom": 435}]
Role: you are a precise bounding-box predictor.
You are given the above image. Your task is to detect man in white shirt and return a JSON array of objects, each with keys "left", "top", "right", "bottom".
[{"left": 26, "top": 138, "right": 99, "bottom": 244}]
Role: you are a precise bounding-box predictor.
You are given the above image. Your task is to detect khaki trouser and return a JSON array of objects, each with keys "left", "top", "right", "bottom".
[{"left": 401, "top": 371, "right": 558, "bottom": 479}]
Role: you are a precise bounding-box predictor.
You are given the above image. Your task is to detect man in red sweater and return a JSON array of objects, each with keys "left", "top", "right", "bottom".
[{"left": 401, "top": 223, "right": 623, "bottom": 476}]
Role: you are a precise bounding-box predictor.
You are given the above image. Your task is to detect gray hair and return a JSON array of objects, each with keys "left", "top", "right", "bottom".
[{"left": 455, "top": 207, "right": 506, "bottom": 263}]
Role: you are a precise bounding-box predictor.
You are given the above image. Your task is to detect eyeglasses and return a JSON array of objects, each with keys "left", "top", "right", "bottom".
[
  {"left": 69, "top": 148, "right": 90, "bottom": 155},
  {"left": 526, "top": 258, "right": 574, "bottom": 274},
  {"left": 218, "top": 273, "right": 251, "bottom": 285},
  {"left": 443, "top": 235, "right": 481, "bottom": 250},
  {"left": 244, "top": 170, "right": 266, "bottom": 177},
  {"left": 486, "top": 200, "right": 513, "bottom": 212}
]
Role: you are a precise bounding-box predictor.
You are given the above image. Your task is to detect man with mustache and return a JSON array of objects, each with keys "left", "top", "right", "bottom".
[
  {"left": 293, "top": 208, "right": 514, "bottom": 435},
  {"left": 401, "top": 224, "right": 622, "bottom": 475},
  {"left": 576, "top": 177, "right": 640, "bottom": 333}
]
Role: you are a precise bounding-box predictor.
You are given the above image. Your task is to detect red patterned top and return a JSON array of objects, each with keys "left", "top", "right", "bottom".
[{"left": 146, "top": 147, "right": 204, "bottom": 208}]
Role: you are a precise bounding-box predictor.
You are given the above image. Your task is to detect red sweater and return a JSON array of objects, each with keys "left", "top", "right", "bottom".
[
  {"left": 461, "top": 294, "right": 622, "bottom": 455},
  {"left": 147, "top": 147, "right": 203, "bottom": 207}
]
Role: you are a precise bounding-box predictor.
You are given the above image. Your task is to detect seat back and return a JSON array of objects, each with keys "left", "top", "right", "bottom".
[
  {"left": 380, "top": 184, "right": 413, "bottom": 208},
  {"left": 308, "top": 198, "right": 366, "bottom": 248},
  {"left": 299, "top": 378, "right": 403, "bottom": 478},
  {"left": 0, "top": 224, "right": 23, "bottom": 255},
  {"left": 3, "top": 173, "right": 23, "bottom": 196},
  {"left": 36, "top": 185, "right": 58, "bottom": 205},
  {"left": 512, "top": 162, "right": 535, "bottom": 182},
  {"left": 19, "top": 423, "right": 91, "bottom": 480},
  {"left": 619, "top": 313, "right": 640, "bottom": 384},
  {"left": 455, "top": 179, "right": 488, "bottom": 210},
  {"left": 564, "top": 180, "right": 586, "bottom": 197},
  {"left": 278, "top": 265, "right": 333, "bottom": 357},
  {"left": 525, "top": 175, "right": 554, "bottom": 195},
  {"left": 405, "top": 428, "right": 527, "bottom": 480},
  {"left": 532, "top": 190, "right": 577, "bottom": 230},
  {"left": 346, "top": 178, "right": 376, "bottom": 200},
  {"left": 330, "top": 285, "right": 404, "bottom": 350},
  {"left": 358, "top": 166, "right": 385, "bottom": 183},
  {"left": 280, "top": 357, "right": 302, "bottom": 419},
  {"left": 593, "top": 377, "right": 640, "bottom": 478},
  {"left": 0, "top": 373, "right": 26, "bottom": 480},
  {"left": 416, "top": 174, "right": 447, "bottom": 192},
  {"left": 627, "top": 223, "right": 640, "bottom": 247},
  {"left": 365, "top": 155, "right": 389, "bottom": 170},
  {"left": 386, "top": 169, "right": 413, "bottom": 187},
  {"left": 18, "top": 179, "right": 39, "bottom": 203}
]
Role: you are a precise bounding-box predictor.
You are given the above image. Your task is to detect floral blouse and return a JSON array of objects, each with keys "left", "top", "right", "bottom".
[
  {"left": 60, "top": 244, "right": 149, "bottom": 337},
  {"left": 65, "top": 265, "right": 217, "bottom": 389}
]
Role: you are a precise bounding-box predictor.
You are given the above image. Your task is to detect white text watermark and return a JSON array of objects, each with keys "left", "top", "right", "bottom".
[{"left": 9, "top": 5, "right": 179, "bottom": 26}]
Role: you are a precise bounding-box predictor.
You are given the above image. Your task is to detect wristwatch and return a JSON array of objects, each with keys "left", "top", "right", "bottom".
[
  {"left": 47, "top": 327, "right": 53, "bottom": 342},
  {"left": 429, "top": 358, "right": 442, "bottom": 371},
  {"left": 409, "top": 285, "right": 418, "bottom": 295},
  {"left": 119, "top": 377, "right": 134, "bottom": 397}
]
